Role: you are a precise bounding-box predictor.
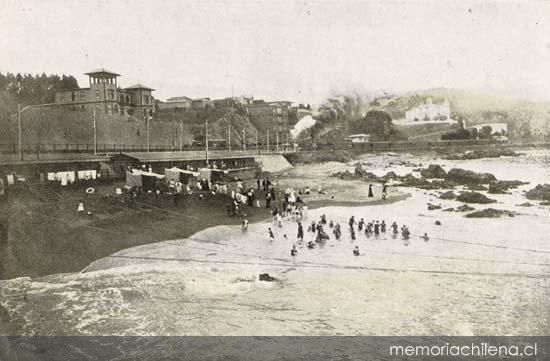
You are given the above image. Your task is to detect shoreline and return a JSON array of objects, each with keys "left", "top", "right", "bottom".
[{"left": 0, "top": 170, "right": 409, "bottom": 281}]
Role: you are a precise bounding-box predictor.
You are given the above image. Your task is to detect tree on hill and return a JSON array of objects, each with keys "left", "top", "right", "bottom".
[
  {"left": 0, "top": 72, "right": 79, "bottom": 111},
  {"left": 480, "top": 125, "right": 493, "bottom": 139},
  {"left": 350, "top": 110, "right": 405, "bottom": 141}
]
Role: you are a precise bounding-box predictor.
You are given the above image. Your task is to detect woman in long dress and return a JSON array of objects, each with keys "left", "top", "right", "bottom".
[{"left": 368, "top": 184, "right": 374, "bottom": 198}]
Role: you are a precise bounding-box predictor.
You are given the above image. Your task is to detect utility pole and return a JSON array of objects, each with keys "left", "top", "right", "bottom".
[
  {"left": 267, "top": 129, "right": 269, "bottom": 154},
  {"left": 228, "top": 122, "right": 231, "bottom": 151},
  {"left": 146, "top": 115, "right": 150, "bottom": 152},
  {"left": 17, "top": 104, "right": 22, "bottom": 160},
  {"left": 276, "top": 131, "right": 279, "bottom": 153},
  {"left": 179, "top": 118, "right": 183, "bottom": 151},
  {"left": 93, "top": 108, "right": 97, "bottom": 155},
  {"left": 242, "top": 128, "right": 246, "bottom": 150},
  {"left": 205, "top": 119, "right": 209, "bottom": 166},
  {"left": 255, "top": 128, "right": 258, "bottom": 154}
]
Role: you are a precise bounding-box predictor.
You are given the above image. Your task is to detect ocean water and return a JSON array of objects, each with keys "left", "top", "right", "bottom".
[{"left": 1, "top": 150, "right": 549, "bottom": 336}]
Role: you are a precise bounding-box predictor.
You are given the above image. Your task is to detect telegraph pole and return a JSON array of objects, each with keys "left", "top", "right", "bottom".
[
  {"left": 242, "top": 128, "right": 246, "bottom": 150},
  {"left": 93, "top": 108, "right": 97, "bottom": 155},
  {"left": 276, "top": 131, "right": 279, "bottom": 153},
  {"left": 267, "top": 129, "right": 269, "bottom": 154},
  {"left": 228, "top": 122, "right": 231, "bottom": 151},
  {"left": 205, "top": 119, "right": 209, "bottom": 166},
  {"left": 179, "top": 118, "right": 183, "bottom": 151},
  {"left": 255, "top": 128, "right": 258, "bottom": 154},
  {"left": 17, "top": 104, "right": 22, "bottom": 160}
]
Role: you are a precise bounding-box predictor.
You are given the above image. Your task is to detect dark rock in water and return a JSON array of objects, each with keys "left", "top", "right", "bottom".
[
  {"left": 382, "top": 171, "right": 398, "bottom": 180},
  {"left": 427, "top": 203, "right": 442, "bottom": 210},
  {"left": 465, "top": 208, "right": 516, "bottom": 218},
  {"left": 540, "top": 201, "right": 550, "bottom": 206},
  {"left": 488, "top": 180, "right": 528, "bottom": 194},
  {"left": 442, "top": 204, "right": 475, "bottom": 212},
  {"left": 516, "top": 202, "right": 533, "bottom": 207},
  {"left": 435, "top": 220, "right": 442, "bottom": 225},
  {"left": 354, "top": 163, "right": 370, "bottom": 177},
  {"left": 420, "top": 164, "right": 447, "bottom": 179},
  {"left": 456, "top": 204, "right": 475, "bottom": 212},
  {"left": 465, "top": 184, "right": 489, "bottom": 191},
  {"left": 525, "top": 184, "right": 550, "bottom": 201},
  {"left": 332, "top": 169, "right": 357, "bottom": 180},
  {"left": 439, "top": 191, "right": 456, "bottom": 200},
  {"left": 446, "top": 168, "right": 497, "bottom": 184},
  {"left": 259, "top": 273, "right": 277, "bottom": 282},
  {"left": 444, "top": 148, "right": 520, "bottom": 160},
  {"left": 456, "top": 192, "right": 497, "bottom": 204}
]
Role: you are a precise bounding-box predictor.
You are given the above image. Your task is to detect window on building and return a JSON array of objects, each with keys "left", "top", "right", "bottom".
[
  {"left": 71, "top": 92, "right": 76, "bottom": 101},
  {"left": 95, "top": 90, "right": 100, "bottom": 99},
  {"left": 137, "top": 130, "right": 140, "bottom": 137},
  {"left": 108, "top": 89, "right": 114, "bottom": 99}
]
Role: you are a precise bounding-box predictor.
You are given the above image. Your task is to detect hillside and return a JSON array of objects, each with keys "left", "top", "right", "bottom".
[
  {"left": 154, "top": 107, "right": 259, "bottom": 147},
  {"left": 369, "top": 88, "right": 550, "bottom": 140}
]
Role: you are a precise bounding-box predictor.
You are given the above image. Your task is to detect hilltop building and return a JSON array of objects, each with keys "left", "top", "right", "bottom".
[
  {"left": 405, "top": 98, "right": 450, "bottom": 122},
  {"left": 53, "top": 68, "right": 155, "bottom": 118},
  {"left": 246, "top": 100, "right": 292, "bottom": 143}
]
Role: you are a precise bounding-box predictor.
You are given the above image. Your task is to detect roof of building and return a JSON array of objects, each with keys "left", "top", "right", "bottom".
[
  {"left": 166, "top": 96, "right": 192, "bottom": 102},
  {"left": 0, "top": 153, "right": 109, "bottom": 166},
  {"left": 116, "top": 151, "right": 258, "bottom": 162},
  {"left": 84, "top": 68, "right": 121, "bottom": 76},
  {"left": 125, "top": 84, "right": 155, "bottom": 91}
]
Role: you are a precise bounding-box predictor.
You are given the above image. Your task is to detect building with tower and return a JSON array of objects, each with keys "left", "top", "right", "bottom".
[
  {"left": 405, "top": 98, "right": 451, "bottom": 122},
  {"left": 54, "top": 68, "right": 155, "bottom": 119}
]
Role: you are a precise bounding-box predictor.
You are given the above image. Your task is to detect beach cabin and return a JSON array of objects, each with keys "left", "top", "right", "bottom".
[{"left": 346, "top": 134, "right": 372, "bottom": 144}]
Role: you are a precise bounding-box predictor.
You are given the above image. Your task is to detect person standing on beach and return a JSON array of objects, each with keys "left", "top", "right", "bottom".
[
  {"left": 297, "top": 222, "right": 304, "bottom": 241},
  {"left": 268, "top": 227, "right": 275, "bottom": 241},
  {"left": 358, "top": 218, "right": 365, "bottom": 231},
  {"left": 368, "top": 184, "right": 374, "bottom": 198},
  {"left": 257, "top": 178, "right": 261, "bottom": 190},
  {"left": 391, "top": 221, "right": 398, "bottom": 234}
]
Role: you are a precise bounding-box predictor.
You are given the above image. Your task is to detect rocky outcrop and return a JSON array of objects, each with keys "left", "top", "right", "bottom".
[
  {"left": 259, "top": 273, "right": 277, "bottom": 282},
  {"left": 516, "top": 202, "right": 533, "bottom": 207},
  {"left": 446, "top": 168, "right": 497, "bottom": 184},
  {"left": 444, "top": 148, "right": 520, "bottom": 160},
  {"left": 525, "top": 184, "right": 550, "bottom": 201},
  {"left": 443, "top": 204, "right": 475, "bottom": 212},
  {"left": 420, "top": 164, "right": 447, "bottom": 179},
  {"left": 439, "top": 191, "right": 456, "bottom": 200},
  {"left": 456, "top": 192, "right": 497, "bottom": 204},
  {"left": 427, "top": 203, "right": 442, "bottom": 210},
  {"left": 488, "top": 180, "right": 528, "bottom": 194},
  {"left": 465, "top": 208, "right": 516, "bottom": 218}
]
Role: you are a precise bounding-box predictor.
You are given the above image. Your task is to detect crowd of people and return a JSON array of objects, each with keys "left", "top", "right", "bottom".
[{"left": 259, "top": 210, "right": 424, "bottom": 258}]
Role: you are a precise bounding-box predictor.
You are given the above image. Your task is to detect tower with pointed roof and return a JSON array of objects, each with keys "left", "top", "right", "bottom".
[{"left": 54, "top": 68, "right": 155, "bottom": 118}]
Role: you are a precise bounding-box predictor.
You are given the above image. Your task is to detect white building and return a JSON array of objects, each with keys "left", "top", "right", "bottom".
[
  {"left": 346, "top": 134, "right": 372, "bottom": 143},
  {"left": 405, "top": 98, "right": 451, "bottom": 122}
]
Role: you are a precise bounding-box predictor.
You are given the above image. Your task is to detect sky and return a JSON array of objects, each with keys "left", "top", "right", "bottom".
[{"left": 1, "top": 0, "right": 550, "bottom": 104}]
